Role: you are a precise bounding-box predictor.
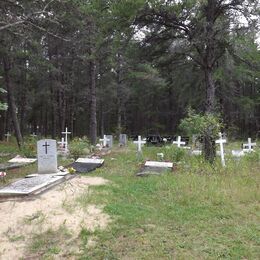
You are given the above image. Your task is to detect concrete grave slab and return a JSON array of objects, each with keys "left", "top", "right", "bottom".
[
  {"left": 8, "top": 157, "right": 37, "bottom": 163},
  {"left": 76, "top": 158, "right": 104, "bottom": 164},
  {"left": 0, "top": 173, "right": 67, "bottom": 196},
  {"left": 136, "top": 161, "right": 173, "bottom": 177},
  {"left": 144, "top": 161, "right": 173, "bottom": 168},
  {"left": 69, "top": 157, "right": 104, "bottom": 173}
]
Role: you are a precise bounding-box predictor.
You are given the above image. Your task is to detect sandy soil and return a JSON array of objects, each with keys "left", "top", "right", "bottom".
[{"left": 0, "top": 176, "right": 110, "bottom": 259}]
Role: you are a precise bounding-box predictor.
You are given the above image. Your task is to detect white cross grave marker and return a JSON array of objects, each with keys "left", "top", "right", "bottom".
[
  {"left": 216, "top": 132, "right": 226, "bottom": 167},
  {"left": 99, "top": 135, "right": 110, "bottom": 147},
  {"left": 61, "top": 127, "right": 71, "bottom": 152},
  {"left": 30, "top": 132, "right": 37, "bottom": 138},
  {"left": 243, "top": 138, "right": 256, "bottom": 152},
  {"left": 133, "top": 135, "right": 146, "bottom": 153},
  {"left": 5, "top": 132, "right": 11, "bottom": 142},
  {"left": 172, "top": 136, "right": 185, "bottom": 148},
  {"left": 58, "top": 137, "right": 65, "bottom": 149}
]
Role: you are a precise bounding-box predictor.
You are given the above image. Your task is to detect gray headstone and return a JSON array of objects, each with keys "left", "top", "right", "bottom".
[
  {"left": 119, "top": 134, "right": 127, "bottom": 146},
  {"left": 106, "top": 135, "right": 113, "bottom": 148},
  {"left": 37, "top": 139, "right": 58, "bottom": 174}
]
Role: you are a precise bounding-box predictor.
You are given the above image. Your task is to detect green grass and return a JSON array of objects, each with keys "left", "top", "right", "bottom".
[
  {"left": 77, "top": 144, "right": 260, "bottom": 259},
  {"left": 1, "top": 140, "right": 259, "bottom": 259}
]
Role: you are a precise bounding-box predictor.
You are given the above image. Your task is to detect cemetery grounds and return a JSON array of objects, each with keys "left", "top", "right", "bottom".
[{"left": 0, "top": 140, "right": 259, "bottom": 259}]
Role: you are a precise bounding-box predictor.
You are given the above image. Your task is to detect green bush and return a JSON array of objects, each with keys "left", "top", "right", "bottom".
[
  {"left": 69, "top": 136, "right": 91, "bottom": 159},
  {"left": 21, "top": 138, "right": 37, "bottom": 158},
  {"left": 162, "top": 145, "right": 186, "bottom": 162}
]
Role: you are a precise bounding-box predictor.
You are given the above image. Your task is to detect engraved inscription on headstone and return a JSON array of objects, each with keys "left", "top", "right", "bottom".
[{"left": 37, "top": 139, "right": 58, "bottom": 174}]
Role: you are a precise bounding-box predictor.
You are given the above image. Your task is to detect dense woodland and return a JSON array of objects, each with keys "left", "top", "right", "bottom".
[{"left": 0, "top": 0, "right": 259, "bottom": 146}]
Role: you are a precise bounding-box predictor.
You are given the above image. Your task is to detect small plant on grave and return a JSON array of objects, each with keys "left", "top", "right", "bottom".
[
  {"left": 179, "top": 108, "right": 223, "bottom": 163},
  {"left": 68, "top": 167, "right": 76, "bottom": 174},
  {"left": 69, "top": 136, "right": 91, "bottom": 160}
]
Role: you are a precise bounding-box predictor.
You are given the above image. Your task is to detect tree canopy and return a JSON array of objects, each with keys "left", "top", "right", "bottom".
[{"left": 0, "top": 0, "right": 259, "bottom": 145}]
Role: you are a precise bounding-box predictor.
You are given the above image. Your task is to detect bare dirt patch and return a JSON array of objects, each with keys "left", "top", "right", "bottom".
[{"left": 0, "top": 176, "right": 110, "bottom": 259}]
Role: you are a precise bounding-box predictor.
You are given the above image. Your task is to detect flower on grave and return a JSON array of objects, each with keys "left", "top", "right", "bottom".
[
  {"left": 68, "top": 167, "right": 76, "bottom": 174},
  {"left": 0, "top": 171, "right": 7, "bottom": 177}
]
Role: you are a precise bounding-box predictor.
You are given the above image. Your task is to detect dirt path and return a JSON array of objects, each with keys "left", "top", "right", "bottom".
[{"left": 0, "top": 176, "right": 110, "bottom": 259}]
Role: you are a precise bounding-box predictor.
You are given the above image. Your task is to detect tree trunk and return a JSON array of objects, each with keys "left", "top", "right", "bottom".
[
  {"left": 116, "top": 52, "right": 125, "bottom": 133},
  {"left": 3, "top": 56, "right": 23, "bottom": 148},
  {"left": 205, "top": 68, "right": 215, "bottom": 113},
  {"left": 89, "top": 57, "right": 97, "bottom": 144}
]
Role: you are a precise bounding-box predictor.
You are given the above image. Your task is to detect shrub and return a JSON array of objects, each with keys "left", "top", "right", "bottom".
[{"left": 69, "top": 136, "right": 91, "bottom": 159}]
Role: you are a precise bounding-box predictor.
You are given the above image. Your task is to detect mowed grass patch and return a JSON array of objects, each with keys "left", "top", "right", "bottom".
[{"left": 78, "top": 145, "right": 260, "bottom": 259}]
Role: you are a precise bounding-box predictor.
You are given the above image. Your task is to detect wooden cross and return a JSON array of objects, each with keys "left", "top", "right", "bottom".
[
  {"left": 5, "top": 132, "right": 11, "bottom": 142},
  {"left": 216, "top": 132, "right": 227, "bottom": 167},
  {"left": 172, "top": 136, "right": 185, "bottom": 147},
  {"left": 243, "top": 138, "right": 256, "bottom": 152},
  {"left": 42, "top": 141, "right": 50, "bottom": 154},
  {"left": 61, "top": 127, "right": 71, "bottom": 151},
  {"left": 99, "top": 135, "right": 110, "bottom": 147},
  {"left": 133, "top": 135, "right": 146, "bottom": 152}
]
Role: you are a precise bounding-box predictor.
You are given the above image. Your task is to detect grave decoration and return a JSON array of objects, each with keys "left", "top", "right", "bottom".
[
  {"left": 0, "top": 155, "right": 37, "bottom": 171},
  {"left": 133, "top": 135, "right": 146, "bottom": 153},
  {"left": 146, "top": 135, "right": 164, "bottom": 146},
  {"left": 215, "top": 132, "right": 226, "bottom": 167},
  {"left": 119, "top": 134, "right": 127, "bottom": 146},
  {"left": 136, "top": 160, "right": 173, "bottom": 177},
  {"left": 68, "top": 157, "right": 104, "bottom": 173}
]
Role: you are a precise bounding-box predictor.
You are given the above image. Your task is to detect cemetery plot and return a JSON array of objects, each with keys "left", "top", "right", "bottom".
[
  {"left": 68, "top": 158, "right": 104, "bottom": 173},
  {"left": 0, "top": 174, "right": 68, "bottom": 196},
  {"left": 136, "top": 160, "right": 173, "bottom": 177},
  {"left": 0, "top": 156, "right": 37, "bottom": 171}
]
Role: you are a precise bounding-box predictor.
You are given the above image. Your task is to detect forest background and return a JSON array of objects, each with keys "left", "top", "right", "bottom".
[{"left": 0, "top": 0, "right": 259, "bottom": 146}]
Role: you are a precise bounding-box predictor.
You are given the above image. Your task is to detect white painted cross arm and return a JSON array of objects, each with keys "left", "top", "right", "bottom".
[
  {"left": 99, "top": 135, "right": 110, "bottom": 147},
  {"left": 216, "top": 132, "right": 226, "bottom": 167},
  {"left": 134, "top": 135, "right": 146, "bottom": 152},
  {"left": 172, "top": 136, "right": 185, "bottom": 147}
]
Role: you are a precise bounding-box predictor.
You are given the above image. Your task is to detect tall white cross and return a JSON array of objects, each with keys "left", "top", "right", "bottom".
[
  {"left": 243, "top": 138, "right": 256, "bottom": 152},
  {"left": 61, "top": 127, "right": 71, "bottom": 152},
  {"left": 133, "top": 135, "right": 146, "bottom": 152},
  {"left": 216, "top": 132, "right": 226, "bottom": 167},
  {"left": 172, "top": 136, "right": 186, "bottom": 147},
  {"left": 5, "top": 132, "right": 11, "bottom": 142},
  {"left": 100, "top": 135, "right": 110, "bottom": 147}
]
